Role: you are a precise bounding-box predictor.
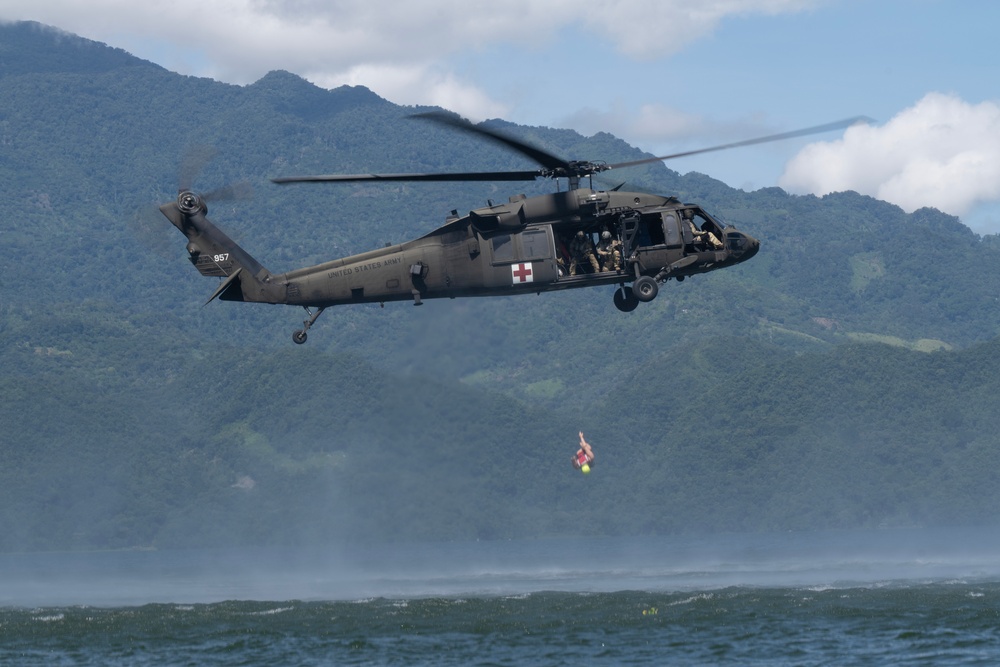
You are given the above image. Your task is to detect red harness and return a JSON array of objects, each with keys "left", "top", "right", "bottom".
[{"left": 574, "top": 450, "right": 592, "bottom": 468}]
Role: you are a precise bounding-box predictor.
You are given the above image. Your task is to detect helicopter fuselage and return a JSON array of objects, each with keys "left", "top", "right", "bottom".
[
  {"left": 161, "top": 186, "right": 758, "bottom": 342},
  {"left": 158, "top": 110, "right": 872, "bottom": 341},
  {"left": 248, "top": 188, "right": 758, "bottom": 309}
]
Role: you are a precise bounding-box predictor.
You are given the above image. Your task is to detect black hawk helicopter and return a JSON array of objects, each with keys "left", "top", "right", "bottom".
[{"left": 160, "top": 112, "right": 865, "bottom": 343}]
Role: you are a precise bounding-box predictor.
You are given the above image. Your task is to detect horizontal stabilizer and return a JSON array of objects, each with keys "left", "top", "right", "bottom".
[{"left": 205, "top": 268, "right": 244, "bottom": 304}]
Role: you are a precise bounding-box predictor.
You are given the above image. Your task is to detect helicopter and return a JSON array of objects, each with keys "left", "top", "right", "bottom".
[{"left": 160, "top": 112, "right": 866, "bottom": 343}]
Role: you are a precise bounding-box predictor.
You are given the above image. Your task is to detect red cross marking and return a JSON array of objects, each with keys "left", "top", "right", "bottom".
[{"left": 512, "top": 262, "right": 533, "bottom": 283}]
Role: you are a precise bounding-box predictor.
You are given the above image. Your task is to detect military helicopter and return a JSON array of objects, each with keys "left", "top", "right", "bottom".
[{"left": 160, "top": 112, "right": 865, "bottom": 343}]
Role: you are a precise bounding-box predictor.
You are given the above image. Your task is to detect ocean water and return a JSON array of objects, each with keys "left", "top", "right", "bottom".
[{"left": 2, "top": 528, "right": 1000, "bottom": 665}]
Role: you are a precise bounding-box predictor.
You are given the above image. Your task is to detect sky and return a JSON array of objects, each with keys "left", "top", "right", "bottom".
[{"left": 3, "top": 0, "right": 1000, "bottom": 232}]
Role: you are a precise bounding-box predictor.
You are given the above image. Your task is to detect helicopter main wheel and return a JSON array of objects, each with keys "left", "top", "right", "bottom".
[
  {"left": 292, "top": 330, "right": 308, "bottom": 344},
  {"left": 614, "top": 286, "right": 639, "bottom": 312},
  {"left": 632, "top": 276, "right": 659, "bottom": 302}
]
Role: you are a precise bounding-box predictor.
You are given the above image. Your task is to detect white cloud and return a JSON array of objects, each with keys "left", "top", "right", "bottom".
[
  {"left": 1, "top": 0, "right": 820, "bottom": 161},
  {"left": 779, "top": 93, "right": 1000, "bottom": 218},
  {"left": 1, "top": 0, "right": 817, "bottom": 94},
  {"left": 314, "top": 63, "right": 511, "bottom": 121},
  {"left": 578, "top": 0, "right": 817, "bottom": 60}
]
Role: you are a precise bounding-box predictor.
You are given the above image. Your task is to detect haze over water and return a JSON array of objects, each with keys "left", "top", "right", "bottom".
[
  {"left": 0, "top": 529, "right": 1000, "bottom": 665},
  {"left": 6, "top": 527, "right": 1000, "bottom": 607},
  {"left": 3, "top": 528, "right": 1000, "bottom": 664}
]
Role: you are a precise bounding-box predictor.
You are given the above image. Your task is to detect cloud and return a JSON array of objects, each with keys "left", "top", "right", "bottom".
[
  {"left": 0, "top": 0, "right": 820, "bottom": 118},
  {"left": 313, "top": 63, "right": 512, "bottom": 121},
  {"left": 577, "top": 0, "right": 817, "bottom": 60},
  {"left": 779, "top": 93, "right": 1000, "bottom": 217}
]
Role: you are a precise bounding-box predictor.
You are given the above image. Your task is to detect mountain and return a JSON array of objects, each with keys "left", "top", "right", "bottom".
[{"left": 2, "top": 21, "right": 999, "bottom": 551}]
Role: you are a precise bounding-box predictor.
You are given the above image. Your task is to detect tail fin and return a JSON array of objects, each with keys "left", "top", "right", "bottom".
[{"left": 160, "top": 191, "right": 274, "bottom": 303}]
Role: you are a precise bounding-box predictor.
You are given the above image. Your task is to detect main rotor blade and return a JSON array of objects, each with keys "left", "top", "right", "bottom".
[
  {"left": 178, "top": 145, "right": 219, "bottom": 192},
  {"left": 270, "top": 113, "right": 873, "bottom": 186},
  {"left": 606, "top": 116, "right": 873, "bottom": 171},
  {"left": 412, "top": 111, "right": 571, "bottom": 172},
  {"left": 272, "top": 170, "right": 542, "bottom": 184},
  {"left": 202, "top": 181, "right": 254, "bottom": 201}
]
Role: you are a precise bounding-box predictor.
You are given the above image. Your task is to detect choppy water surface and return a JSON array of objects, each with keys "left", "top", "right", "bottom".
[{"left": 2, "top": 528, "right": 1000, "bottom": 665}]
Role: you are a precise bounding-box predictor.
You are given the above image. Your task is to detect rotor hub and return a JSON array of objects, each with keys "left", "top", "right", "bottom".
[{"left": 177, "top": 191, "right": 205, "bottom": 215}]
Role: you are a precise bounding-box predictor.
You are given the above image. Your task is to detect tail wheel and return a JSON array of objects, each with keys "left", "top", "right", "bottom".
[
  {"left": 632, "top": 276, "right": 659, "bottom": 302},
  {"left": 614, "top": 286, "right": 639, "bottom": 312},
  {"left": 292, "top": 330, "right": 308, "bottom": 344}
]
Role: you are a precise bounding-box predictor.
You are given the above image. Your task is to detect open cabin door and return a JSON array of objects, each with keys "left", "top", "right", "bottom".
[{"left": 630, "top": 211, "right": 685, "bottom": 274}]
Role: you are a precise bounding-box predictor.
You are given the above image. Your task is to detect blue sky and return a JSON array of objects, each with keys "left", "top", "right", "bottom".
[{"left": 3, "top": 0, "right": 1000, "bottom": 231}]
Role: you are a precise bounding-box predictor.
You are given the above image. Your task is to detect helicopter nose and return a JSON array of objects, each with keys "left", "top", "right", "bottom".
[{"left": 727, "top": 231, "right": 760, "bottom": 262}]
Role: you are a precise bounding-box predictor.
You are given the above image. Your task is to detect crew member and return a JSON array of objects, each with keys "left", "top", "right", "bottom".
[
  {"left": 596, "top": 230, "right": 622, "bottom": 272},
  {"left": 569, "top": 231, "right": 600, "bottom": 275},
  {"left": 572, "top": 431, "right": 595, "bottom": 474},
  {"left": 682, "top": 210, "right": 723, "bottom": 250}
]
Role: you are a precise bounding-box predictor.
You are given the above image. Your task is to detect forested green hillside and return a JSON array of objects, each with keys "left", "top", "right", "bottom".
[{"left": 2, "top": 22, "right": 999, "bottom": 551}]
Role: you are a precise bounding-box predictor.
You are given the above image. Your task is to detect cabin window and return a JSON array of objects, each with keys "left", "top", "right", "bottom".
[
  {"left": 519, "top": 229, "right": 551, "bottom": 260},
  {"left": 491, "top": 234, "right": 515, "bottom": 262}
]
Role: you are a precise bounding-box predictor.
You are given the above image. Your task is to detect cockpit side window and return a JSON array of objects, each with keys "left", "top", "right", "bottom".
[
  {"left": 681, "top": 208, "right": 725, "bottom": 251},
  {"left": 690, "top": 209, "right": 721, "bottom": 235}
]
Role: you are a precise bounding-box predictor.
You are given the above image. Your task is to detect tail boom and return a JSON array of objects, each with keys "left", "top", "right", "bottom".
[{"left": 160, "top": 192, "right": 279, "bottom": 304}]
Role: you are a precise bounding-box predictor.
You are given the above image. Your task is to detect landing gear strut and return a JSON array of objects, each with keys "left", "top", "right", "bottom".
[
  {"left": 292, "top": 306, "right": 326, "bottom": 344},
  {"left": 632, "top": 276, "right": 659, "bottom": 302}
]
